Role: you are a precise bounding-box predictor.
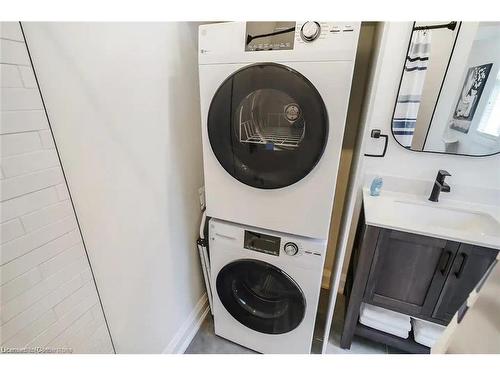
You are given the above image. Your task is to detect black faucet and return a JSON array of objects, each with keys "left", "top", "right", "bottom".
[{"left": 429, "top": 170, "right": 451, "bottom": 202}]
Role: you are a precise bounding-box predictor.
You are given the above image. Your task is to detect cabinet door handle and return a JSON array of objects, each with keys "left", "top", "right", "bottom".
[
  {"left": 439, "top": 250, "right": 452, "bottom": 275},
  {"left": 454, "top": 253, "right": 468, "bottom": 278}
]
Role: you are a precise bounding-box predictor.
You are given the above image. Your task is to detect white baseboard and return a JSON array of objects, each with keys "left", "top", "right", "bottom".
[{"left": 162, "top": 293, "right": 209, "bottom": 354}]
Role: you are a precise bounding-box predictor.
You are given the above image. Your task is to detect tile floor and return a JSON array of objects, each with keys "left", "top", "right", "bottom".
[{"left": 185, "top": 290, "right": 406, "bottom": 354}]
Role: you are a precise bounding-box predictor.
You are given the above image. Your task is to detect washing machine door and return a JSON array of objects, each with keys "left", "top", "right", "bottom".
[
  {"left": 216, "top": 259, "right": 306, "bottom": 334},
  {"left": 208, "top": 63, "right": 328, "bottom": 189}
]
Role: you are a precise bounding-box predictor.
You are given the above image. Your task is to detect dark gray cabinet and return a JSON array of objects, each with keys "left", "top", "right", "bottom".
[
  {"left": 341, "top": 221, "right": 498, "bottom": 353},
  {"left": 432, "top": 244, "right": 498, "bottom": 322},
  {"left": 364, "top": 230, "right": 460, "bottom": 320}
]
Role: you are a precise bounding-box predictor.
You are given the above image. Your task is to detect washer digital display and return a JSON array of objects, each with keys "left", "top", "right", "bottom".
[{"left": 244, "top": 230, "right": 281, "bottom": 256}]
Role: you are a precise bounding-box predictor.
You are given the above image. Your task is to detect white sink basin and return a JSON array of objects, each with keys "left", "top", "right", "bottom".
[
  {"left": 363, "top": 188, "right": 500, "bottom": 249},
  {"left": 394, "top": 200, "right": 500, "bottom": 237}
]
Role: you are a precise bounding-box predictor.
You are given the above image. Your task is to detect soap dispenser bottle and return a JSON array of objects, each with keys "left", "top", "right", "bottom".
[{"left": 370, "top": 176, "right": 383, "bottom": 196}]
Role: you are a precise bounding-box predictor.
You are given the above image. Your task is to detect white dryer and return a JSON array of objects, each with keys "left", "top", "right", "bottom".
[
  {"left": 209, "top": 218, "right": 326, "bottom": 353},
  {"left": 199, "top": 21, "right": 360, "bottom": 239}
]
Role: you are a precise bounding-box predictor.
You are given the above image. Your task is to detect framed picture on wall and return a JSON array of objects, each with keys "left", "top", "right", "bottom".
[{"left": 451, "top": 63, "right": 493, "bottom": 133}]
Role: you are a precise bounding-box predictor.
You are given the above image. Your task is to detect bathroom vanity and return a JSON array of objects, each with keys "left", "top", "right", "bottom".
[
  {"left": 340, "top": 189, "right": 499, "bottom": 353},
  {"left": 323, "top": 21, "right": 500, "bottom": 355}
]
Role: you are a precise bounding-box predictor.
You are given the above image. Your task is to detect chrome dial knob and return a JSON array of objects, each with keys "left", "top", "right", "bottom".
[
  {"left": 284, "top": 242, "right": 299, "bottom": 256},
  {"left": 300, "top": 22, "right": 321, "bottom": 42}
]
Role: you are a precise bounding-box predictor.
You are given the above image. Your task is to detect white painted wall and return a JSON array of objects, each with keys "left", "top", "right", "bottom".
[
  {"left": 0, "top": 22, "right": 113, "bottom": 353},
  {"left": 21, "top": 22, "right": 206, "bottom": 353}
]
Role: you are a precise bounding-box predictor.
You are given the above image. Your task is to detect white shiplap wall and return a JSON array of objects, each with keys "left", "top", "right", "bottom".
[{"left": 0, "top": 22, "right": 113, "bottom": 353}]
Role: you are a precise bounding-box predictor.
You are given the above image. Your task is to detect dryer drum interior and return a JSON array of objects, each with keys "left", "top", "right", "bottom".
[
  {"left": 208, "top": 63, "right": 328, "bottom": 189},
  {"left": 216, "top": 259, "right": 306, "bottom": 334}
]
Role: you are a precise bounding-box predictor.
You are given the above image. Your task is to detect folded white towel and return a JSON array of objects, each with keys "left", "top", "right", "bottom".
[
  {"left": 361, "top": 314, "right": 410, "bottom": 333},
  {"left": 411, "top": 318, "right": 445, "bottom": 345},
  {"left": 360, "top": 303, "right": 411, "bottom": 331},
  {"left": 413, "top": 332, "right": 435, "bottom": 348},
  {"left": 359, "top": 315, "right": 410, "bottom": 339}
]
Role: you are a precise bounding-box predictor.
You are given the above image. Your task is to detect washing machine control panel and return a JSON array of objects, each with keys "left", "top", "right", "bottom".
[
  {"left": 244, "top": 230, "right": 281, "bottom": 256},
  {"left": 241, "top": 228, "right": 324, "bottom": 260},
  {"left": 281, "top": 240, "right": 324, "bottom": 259},
  {"left": 284, "top": 242, "right": 299, "bottom": 256}
]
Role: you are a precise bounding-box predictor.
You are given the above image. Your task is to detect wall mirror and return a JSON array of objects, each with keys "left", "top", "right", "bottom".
[{"left": 392, "top": 21, "right": 500, "bottom": 156}]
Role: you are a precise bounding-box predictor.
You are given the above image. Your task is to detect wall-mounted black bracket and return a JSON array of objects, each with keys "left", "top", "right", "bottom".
[{"left": 364, "top": 129, "right": 388, "bottom": 158}]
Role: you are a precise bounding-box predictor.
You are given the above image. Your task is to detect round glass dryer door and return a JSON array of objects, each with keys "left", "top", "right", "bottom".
[
  {"left": 216, "top": 259, "right": 306, "bottom": 334},
  {"left": 208, "top": 63, "right": 328, "bottom": 189}
]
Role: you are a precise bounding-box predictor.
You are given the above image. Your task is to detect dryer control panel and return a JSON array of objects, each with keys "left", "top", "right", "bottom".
[
  {"left": 199, "top": 21, "right": 360, "bottom": 65},
  {"left": 244, "top": 21, "right": 357, "bottom": 52}
]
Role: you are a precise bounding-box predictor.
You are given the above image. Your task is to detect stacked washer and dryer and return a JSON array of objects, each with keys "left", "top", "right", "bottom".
[{"left": 198, "top": 21, "right": 360, "bottom": 353}]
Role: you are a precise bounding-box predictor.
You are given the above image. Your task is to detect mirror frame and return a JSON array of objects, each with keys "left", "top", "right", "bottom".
[{"left": 390, "top": 21, "right": 500, "bottom": 158}]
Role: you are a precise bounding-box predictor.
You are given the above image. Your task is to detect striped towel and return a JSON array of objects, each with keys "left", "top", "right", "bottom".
[{"left": 393, "top": 30, "right": 432, "bottom": 148}]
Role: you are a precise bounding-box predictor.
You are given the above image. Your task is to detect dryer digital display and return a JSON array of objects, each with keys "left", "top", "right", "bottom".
[
  {"left": 245, "top": 22, "right": 296, "bottom": 51},
  {"left": 244, "top": 230, "right": 281, "bottom": 256}
]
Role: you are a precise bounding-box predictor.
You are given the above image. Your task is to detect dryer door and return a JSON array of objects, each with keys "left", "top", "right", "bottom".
[
  {"left": 216, "top": 259, "right": 306, "bottom": 334},
  {"left": 208, "top": 63, "right": 328, "bottom": 189}
]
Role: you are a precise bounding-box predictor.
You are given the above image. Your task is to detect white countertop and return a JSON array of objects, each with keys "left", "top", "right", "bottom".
[{"left": 363, "top": 188, "right": 500, "bottom": 250}]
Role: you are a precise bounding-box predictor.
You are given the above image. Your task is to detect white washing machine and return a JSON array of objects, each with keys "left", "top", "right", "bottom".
[
  {"left": 199, "top": 21, "right": 360, "bottom": 240},
  {"left": 209, "top": 218, "right": 327, "bottom": 353}
]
